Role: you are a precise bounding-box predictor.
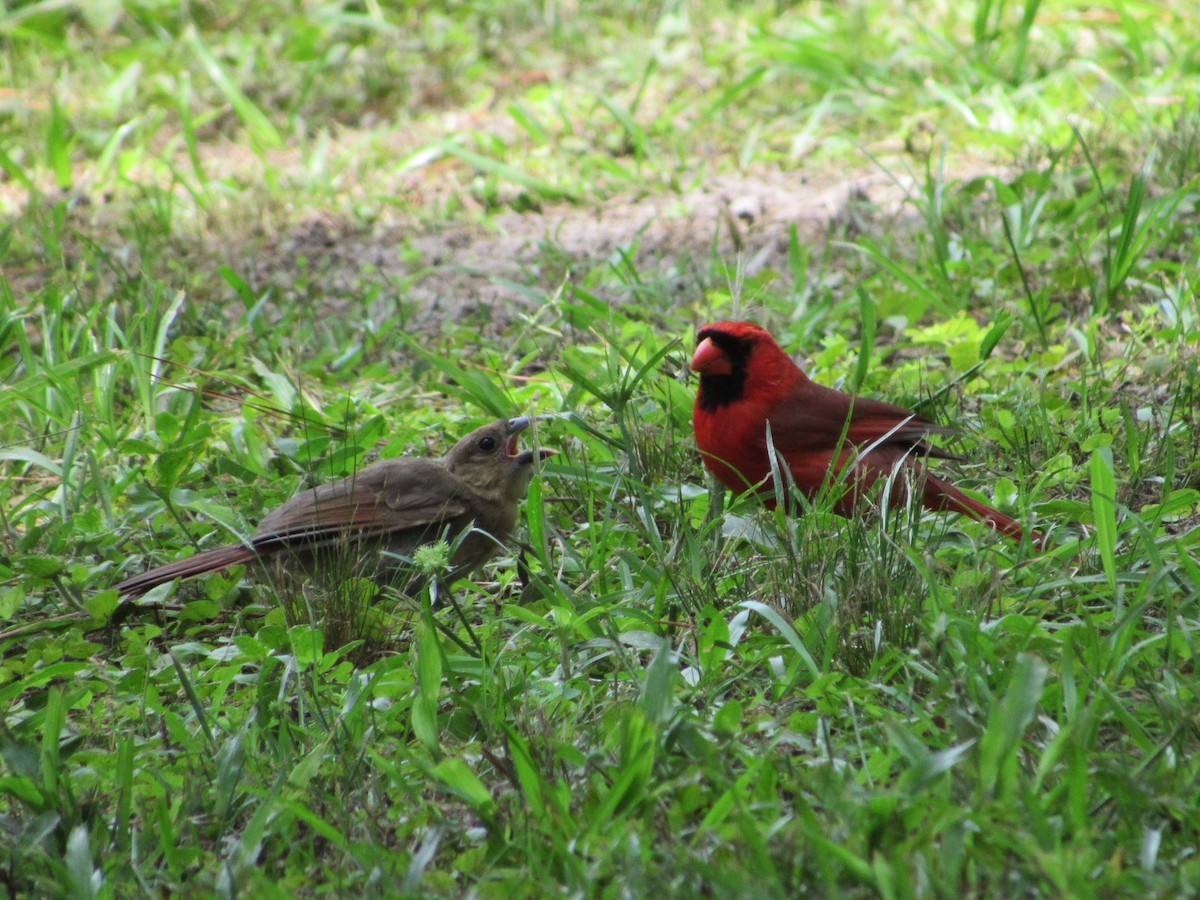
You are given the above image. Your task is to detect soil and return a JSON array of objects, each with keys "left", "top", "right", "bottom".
[
  {"left": 249, "top": 164, "right": 992, "bottom": 319},
  {"left": 4, "top": 147, "right": 1004, "bottom": 327}
]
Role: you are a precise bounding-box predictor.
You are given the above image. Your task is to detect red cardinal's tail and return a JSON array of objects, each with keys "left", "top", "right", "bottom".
[
  {"left": 925, "top": 475, "right": 1046, "bottom": 550},
  {"left": 115, "top": 544, "right": 261, "bottom": 598}
]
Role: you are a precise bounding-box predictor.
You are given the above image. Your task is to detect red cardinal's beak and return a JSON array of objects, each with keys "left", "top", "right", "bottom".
[{"left": 691, "top": 337, "right": 732, "bottom": 376}]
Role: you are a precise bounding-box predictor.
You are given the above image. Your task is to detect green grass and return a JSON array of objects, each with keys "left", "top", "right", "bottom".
[{"left": 3, "top": 0, "right": 1200, "bottom": 896}]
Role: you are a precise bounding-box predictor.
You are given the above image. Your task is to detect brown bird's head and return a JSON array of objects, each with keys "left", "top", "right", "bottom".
[
  {"left": 445, "top": 417, "right": 554, "bottom": 502},
  {"left": 691, "top": 321, "right": 803, "bottom": 413}
]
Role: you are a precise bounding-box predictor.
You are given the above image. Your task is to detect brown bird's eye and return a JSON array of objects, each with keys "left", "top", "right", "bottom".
[{"left": 477, "top": 436, "right": 498, "bottom": 452}]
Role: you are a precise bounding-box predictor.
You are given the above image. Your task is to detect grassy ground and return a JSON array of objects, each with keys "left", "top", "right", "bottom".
[{"left": 3, "top": 0, "right": 1199, "bottom": 896}]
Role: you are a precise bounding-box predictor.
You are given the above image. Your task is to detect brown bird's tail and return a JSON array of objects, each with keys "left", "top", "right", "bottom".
[
  {"left": 925, "top": 475, "right": 1046, "bottom": 550},
  {"left": 115, "top": 544, "right": 261, "bottom": 598}
]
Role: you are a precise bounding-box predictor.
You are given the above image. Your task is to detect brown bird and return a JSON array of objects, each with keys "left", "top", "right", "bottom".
[
  {"left": 114, "top": 417, "right": 553, "bottom": 602},
  {"left": 691, "top": 321, "right": 1045, "bottom": 548}
]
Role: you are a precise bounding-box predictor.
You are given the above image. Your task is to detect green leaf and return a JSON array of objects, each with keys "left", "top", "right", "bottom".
[
  {"left": 978, "top": 653, "right": 1048, "bottom": 800},
  {"left": 18, "top": 556, "right": 64, "bottom": 579},
  {"left": 288, "top": 626, "right": 324, "bottom": 666},
  {"left": 979, "top": 311, "right": 1014, "bottom": 360},
  {"left": 712, "top": 700, "right": 743, "bottom": 737},
  {"left": 401, "top": 340, "right": 516, "bottom": 419},
  {"left": 1090, "top": 447, "right": 1118, "bottom": 590},
  {"left": 433, "top": 758, "right": 494, "bottom": 815},
  {"left": 186, "top": 29, "right": 282, "bottom": 152},
  {"left": 0, "top": 447, "right": 62, "bottom": 475},
  {"left": 413, "top": 624, "right": 443, "bottom": 754},
  {"left": 851, "top": 285, "right": 877, "bottom": 392},
  {"left": 640, "top": 637, "right": 677, "bottom": 725},
  {"left": 170, "top": 652, "right": 215, "bottom": 748},
  {"left": 738, "top": 600, "right": 820, "bottom": 681},
  {"left": 45, "top": 96, "right": 73, "bottom": 190},
  {"left": 65, "top": 825, "right": 98, "bottom": 900},
  {"left": 434, "top": 141, "right": 577, "bottom": 202},
  {"left": 503, "top": 726, "right": 547, "bottom": 820}
]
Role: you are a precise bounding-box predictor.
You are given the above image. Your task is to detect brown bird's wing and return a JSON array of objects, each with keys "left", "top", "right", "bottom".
[
  {"left": 253, "top": 458, "right": 473, "bottom": 550},
  {"left": 114, "top": 460, "right": 477, "bottom": 605},
  {"left": 767, "top": 380, "right": 959, "bottom": 460}
]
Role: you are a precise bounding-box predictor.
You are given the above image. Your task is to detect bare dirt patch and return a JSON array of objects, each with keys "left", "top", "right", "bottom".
[
  {"left": 249, "top": 162, "right": 1002, "bottom": 321},
  {"left": 4, "top": 140, "right": 1004, "bottom": 330}
]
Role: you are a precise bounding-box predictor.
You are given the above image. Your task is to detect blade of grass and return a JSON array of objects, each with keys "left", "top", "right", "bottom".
[
  {"left": 1090, "top": 446, "right": 1118, "bottom": 592},
  {"left": 185, "top": 28, "right": 282, "bottom": 152},
  {"left": 436, "top": 141, "right": 578, "bottom": 202},
  {"left": 851, "top": 285, "right": 876, "bottom": 393},
  {"left": 739, "top": 600, "right": 820, "bottom": 681}
]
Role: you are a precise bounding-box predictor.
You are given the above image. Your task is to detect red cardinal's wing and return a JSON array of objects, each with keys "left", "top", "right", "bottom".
[{"left": 767, "top": 380, "right": 958, "bottom": 460}]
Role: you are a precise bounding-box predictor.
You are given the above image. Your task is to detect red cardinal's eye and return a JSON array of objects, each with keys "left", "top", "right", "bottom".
[{"left": 478, "top": 436, "right": 498, "bottom": 452}]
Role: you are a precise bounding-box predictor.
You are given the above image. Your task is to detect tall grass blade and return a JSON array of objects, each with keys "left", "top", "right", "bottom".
[
  {"left": 186, "top": 29, "right": 282, "bottom": 152},
  {"left": 437, "top": 141, "right": 577, "bottom": 202},
  {"left": 978, "top": 653, "right": 1048, "bottom": 800},
  {"left": 739, "top": 600, "right": 820, "bottom": 681},
  {"left": 1091, "top": 447, "right": 1119, "bottom": 591}
]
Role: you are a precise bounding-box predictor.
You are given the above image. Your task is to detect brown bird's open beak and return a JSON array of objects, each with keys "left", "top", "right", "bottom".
[
  {"left": 690, "top": 336, "right": 732, "bottom": 376},
  {"left": 506, "top": 416, "right": 556, "bottom": 464}
]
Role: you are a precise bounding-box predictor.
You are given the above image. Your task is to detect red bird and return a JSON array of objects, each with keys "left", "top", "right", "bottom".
[{"left": 691, "top": 321, "right": 1044, "bottom": 548}]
